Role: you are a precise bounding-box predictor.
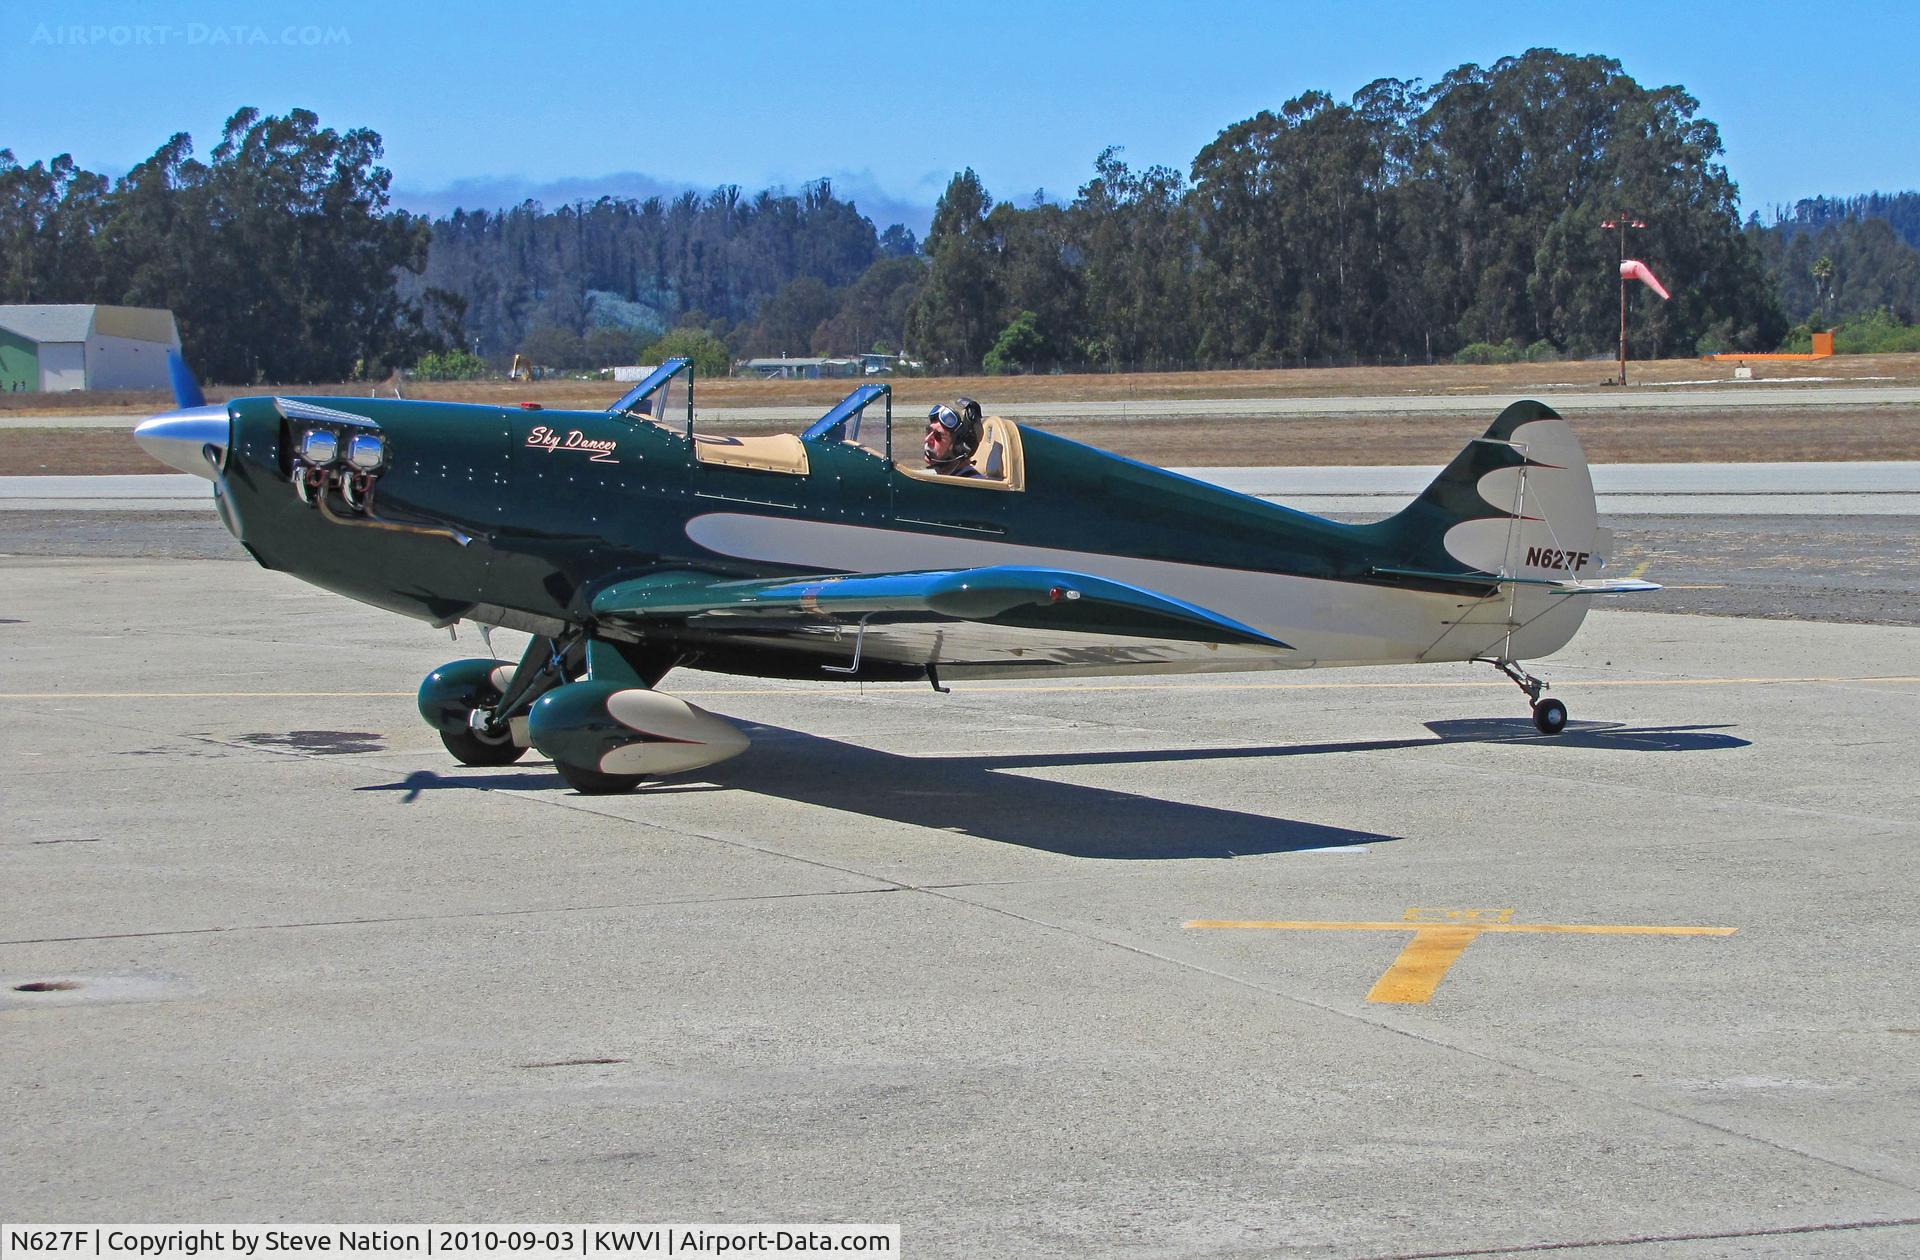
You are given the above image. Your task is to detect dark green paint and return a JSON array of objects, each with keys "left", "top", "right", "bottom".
[{"left": 217, "top": 392, "right": 1539, "bottom": 678}]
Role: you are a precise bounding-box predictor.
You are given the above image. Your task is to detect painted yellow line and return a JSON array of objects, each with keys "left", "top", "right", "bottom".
[
  {"left": 2, "top": 677, "right": 1914, "bottom": 701},
  {"left": 1626, "top": 559, "right": 1653, "bottom": 581},
  {"left": 1367, "top": 926, "right": 1481, "bottom": 1004},
  {"left": 1185, "top": 920, "right": 1737, "bottom": 936},
  {"left": 1187, "top": 914, "right": 1737, "bottom": 1004}
]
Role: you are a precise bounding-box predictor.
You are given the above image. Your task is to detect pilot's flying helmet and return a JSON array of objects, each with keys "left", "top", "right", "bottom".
[{"left": 927, "top": 398, "right": 983, "bottom": 453}]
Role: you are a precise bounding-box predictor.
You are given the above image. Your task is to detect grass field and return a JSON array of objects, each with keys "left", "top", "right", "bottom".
[
  {"left": 9, "top": 353, "right": 1920, "bottom": 416},
  {"left": 4, "top": 354, "right": 1917, "bottom": 475}
]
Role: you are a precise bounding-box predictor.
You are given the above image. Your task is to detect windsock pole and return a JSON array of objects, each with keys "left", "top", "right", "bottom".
[
  {"left": 1601, "top": 216, "right": 1646, "bottom": 385},
  {"left": 1619, "top": 256, "right": 1628, "bottom": 386}
]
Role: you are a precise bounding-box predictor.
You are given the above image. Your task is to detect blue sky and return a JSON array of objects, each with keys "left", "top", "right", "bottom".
[{"left": 5, "top": 0, "right": 1916, "bottom": 234}]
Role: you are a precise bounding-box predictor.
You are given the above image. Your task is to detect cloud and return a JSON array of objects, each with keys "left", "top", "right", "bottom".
[
  {"left": 815, "top": 173, "right": 935, "bottom": 238},
  {"left": 390, "top": 171, "right": 695, "bottom": 217}
]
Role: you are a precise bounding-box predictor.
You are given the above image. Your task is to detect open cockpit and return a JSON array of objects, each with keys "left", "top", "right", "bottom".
[{"left": 607, "top": 358, "right": 1024, "bottom": 489}]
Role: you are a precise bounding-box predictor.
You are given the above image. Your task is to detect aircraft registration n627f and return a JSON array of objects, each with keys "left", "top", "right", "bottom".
[{"left": 135, "top": 358, "right": 1656, "bottom": 793}]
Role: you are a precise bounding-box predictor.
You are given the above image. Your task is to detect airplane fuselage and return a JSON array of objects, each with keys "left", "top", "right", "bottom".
[{"left": 214, "top": 395, "right": 1594, "bottom": 679}]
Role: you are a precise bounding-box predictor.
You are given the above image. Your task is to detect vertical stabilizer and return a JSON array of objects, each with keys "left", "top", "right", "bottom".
[
  {"left": 1377, "top": 400, "right": 1613, "bottom": 661},
  {"left": 1384, "top": 400, "right": 1608, "bottom": 583}
]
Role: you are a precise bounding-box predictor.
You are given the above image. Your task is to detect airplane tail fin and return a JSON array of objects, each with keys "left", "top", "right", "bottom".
[
  {"left": 1372, "top": 400, "right": 1628, "bottom": 661},
  {"left": 1387, "top": 400, "right": 1604, "bottom": 578}
]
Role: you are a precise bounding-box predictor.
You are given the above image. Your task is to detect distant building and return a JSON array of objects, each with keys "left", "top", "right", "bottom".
[
  {"left": 858, "top": 351, "right": 919, "bottom": 375},
  {"left": 743, "top": 356, "right": 864, "bottom": 380},
  {"left": 0, "top": 304, "right": 182, "bottom": 392}
]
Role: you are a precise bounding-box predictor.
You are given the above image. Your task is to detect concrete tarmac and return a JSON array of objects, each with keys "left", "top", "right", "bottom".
[
  {"left": 17, "top": 383, "right": 1920, "bottom": 430},
  {"left": 2, "top": 556, "right": 1918, "bottom": 1255}
]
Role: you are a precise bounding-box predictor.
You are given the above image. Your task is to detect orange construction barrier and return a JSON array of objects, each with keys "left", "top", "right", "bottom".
[{"left": 1704, "top": 330, "right": 1832, "bottom": 362}]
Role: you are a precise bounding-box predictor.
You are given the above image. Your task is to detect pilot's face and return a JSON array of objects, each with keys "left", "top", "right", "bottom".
[{"left": 925, "top": 418, "right": 957, "bottom": 462}]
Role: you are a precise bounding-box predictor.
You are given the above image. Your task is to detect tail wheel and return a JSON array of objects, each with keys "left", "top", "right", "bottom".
[
  {"left": 554, "top": 761, "right": 646, "bottom": 795},
  {"left": 440, "top": 725, "right": 528, "bottom": 766},
  {"left": 1532, "top": 698, "right": 1569, "bottom": 736}
]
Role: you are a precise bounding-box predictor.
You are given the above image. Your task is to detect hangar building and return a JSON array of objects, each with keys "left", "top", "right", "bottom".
[{"left": 0, "top": 304, "right": 182, "bottom": 392}]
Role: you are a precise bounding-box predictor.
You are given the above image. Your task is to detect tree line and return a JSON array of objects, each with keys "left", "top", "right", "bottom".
[
  {"left": 1, "top": 108, "right": 449, "bottom": 383},
  {"left": 909, "top": 50, "right": 1795, "bottom": 371},
  {"left": 5, "top": 52, "right": 1920, "bottom": 384},
  {"left": 1767, "top": 192, "right": 1920, "bottom": 251},
  {"left": 1749, "top": 193, "right": 1920, "bottom": 330},
  {"left": 410, "top": 182, "right": 920, "bottom": 366}
]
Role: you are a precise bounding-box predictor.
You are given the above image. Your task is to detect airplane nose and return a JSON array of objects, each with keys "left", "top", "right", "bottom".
[{"left": 133, "top": 405, "right": 230, "bottom": 479}]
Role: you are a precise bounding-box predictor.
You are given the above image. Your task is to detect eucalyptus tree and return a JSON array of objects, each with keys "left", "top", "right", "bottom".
[{"left": 908, "top": 169, "right": 1002, "bottom": 371}]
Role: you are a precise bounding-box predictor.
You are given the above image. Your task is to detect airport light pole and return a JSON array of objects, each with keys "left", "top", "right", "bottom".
[{"left": 1601, "top": 216, "right": 1646, "bottom": 385}]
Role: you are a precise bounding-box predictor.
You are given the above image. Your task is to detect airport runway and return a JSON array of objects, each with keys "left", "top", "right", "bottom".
[
  {"left": 718, "top": 383, "right": 1920, "bottom": 426},
  {"left": 2, "top": 556, "right": 1917, "bottom": 1254},
  {"left": 16, "top": 383, "right": 1920, "bottom": 430}
]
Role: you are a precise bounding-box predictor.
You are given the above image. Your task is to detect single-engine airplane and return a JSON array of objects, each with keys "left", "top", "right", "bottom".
[{"left": 135, "top": 357, "right": 1656, "bottom": 793}]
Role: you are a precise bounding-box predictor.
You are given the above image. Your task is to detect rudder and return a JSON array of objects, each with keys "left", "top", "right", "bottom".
[{"left": 1377, "top": 400, "right": 1613, "bottom": 661}]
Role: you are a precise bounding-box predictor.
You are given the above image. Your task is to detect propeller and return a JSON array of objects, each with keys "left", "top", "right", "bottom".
[{"left": 132, "top": 352, "right": 227, "bottom": 480}]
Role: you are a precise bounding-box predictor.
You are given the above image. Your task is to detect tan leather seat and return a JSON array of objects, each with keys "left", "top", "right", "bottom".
[{"left": 692, "top": 432, "right": 810, "bottom": 475}]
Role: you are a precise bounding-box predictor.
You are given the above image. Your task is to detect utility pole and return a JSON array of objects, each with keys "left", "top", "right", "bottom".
[{"left": 1601, "top": 216, "right": 1646, "bottom": 384}]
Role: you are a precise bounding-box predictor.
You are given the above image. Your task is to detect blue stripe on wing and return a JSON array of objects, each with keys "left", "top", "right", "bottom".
[{"left": 591, "top": 565, "right": 1290, "bottom": 650}]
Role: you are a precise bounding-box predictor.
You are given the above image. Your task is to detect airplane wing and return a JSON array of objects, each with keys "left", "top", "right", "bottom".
[{"left": 590, "top": 565, "right": 1292, "bottom": 680}]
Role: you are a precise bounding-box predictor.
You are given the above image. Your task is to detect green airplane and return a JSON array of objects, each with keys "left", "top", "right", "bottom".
[{"left": 134, "top": 356, "right": 1656, "bottom": 793}]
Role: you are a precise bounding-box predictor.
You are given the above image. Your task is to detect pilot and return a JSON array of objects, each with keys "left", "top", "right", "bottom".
[{"left": 924, "top": 397, "right": 983, "bottom": 477}]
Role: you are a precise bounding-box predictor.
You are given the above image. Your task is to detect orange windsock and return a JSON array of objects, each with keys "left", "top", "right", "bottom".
[{"left": 1621, "top": 259, "right": 1670, "bottom": 300}]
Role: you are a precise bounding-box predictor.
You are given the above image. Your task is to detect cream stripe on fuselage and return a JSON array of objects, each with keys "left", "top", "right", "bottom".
[{"left": 682, "top": 513, "right": 1589, "bottom": 668}]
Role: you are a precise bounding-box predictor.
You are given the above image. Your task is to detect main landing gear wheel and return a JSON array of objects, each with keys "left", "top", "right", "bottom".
[
  {"left": 553, "top": 761, "right": 646, "bottom": 795},
  {"left": 1532, "top": 697, "right": 1569, "bottom": 736},
  {"left": 440, "top": 725, "right": 528, "bottom": 767}
]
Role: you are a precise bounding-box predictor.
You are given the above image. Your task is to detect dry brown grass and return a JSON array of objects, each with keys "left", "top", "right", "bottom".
[
  {"left": 0, "top": 430, "right": 179, "bottom": 476},
  {"left": 8, "top": 353, "right": 1920, "bottom": 417},
  {"left": 8, "top": 404, "right": 1916, "bottom": 477}
]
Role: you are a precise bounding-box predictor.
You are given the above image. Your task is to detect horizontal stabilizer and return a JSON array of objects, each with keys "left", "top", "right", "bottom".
[
  {"left": 1370, "top": 566, "right": 1660, "bottom": 595},
  {"left": 1548, "top": 578, "right": 1663, "bottom": 595}
]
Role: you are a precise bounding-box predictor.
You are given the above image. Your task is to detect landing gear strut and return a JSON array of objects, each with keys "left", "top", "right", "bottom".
[
  {"left": 421, "top": 632, "right": 585, "bottom": 767},
  {"left": 425, "top": 636, "right": 743, "bottom": 793},
  {"left": 526, "top": 641, "right": 737, "bottom": 795},
  {"left": 1486, "top": 658, "right": 1569, "bottom": 736}
]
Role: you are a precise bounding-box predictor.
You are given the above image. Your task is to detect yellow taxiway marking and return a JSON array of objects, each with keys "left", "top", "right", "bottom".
[
  {"left": 1187, "top": 907, "right": 1737, "bottom": 1005},
  {"left": 1369, "top": 926, "right": 1483, "bottom": 1003},
  {"left": 2, "top": 676, "right": 1914, "bottom": 701},
  {"left": 1625, "top": 559, "right": 1654, "bottom": 581}
]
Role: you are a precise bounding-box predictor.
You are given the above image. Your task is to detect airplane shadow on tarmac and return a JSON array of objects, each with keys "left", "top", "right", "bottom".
[
  {"left": 1423, "top": 717, "right": 1751, "bottom": 752},
  {"left": 360, "top": 718, "right": 1746, "bottom": 861}
]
